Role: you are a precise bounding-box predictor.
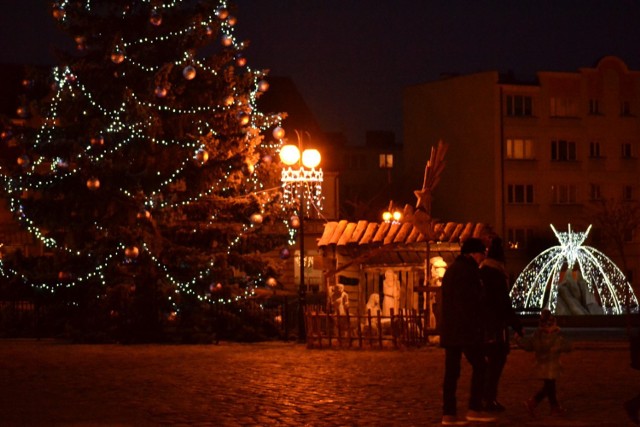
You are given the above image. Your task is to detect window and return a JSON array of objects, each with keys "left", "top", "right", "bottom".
[
  {"left": 507, "top": 228, "right": 534, "bottom": 250},
  {"left": 507, "top": 184, "right": 534, "bottom": 204},
  {"left": 589, "top": 184, "right": 601, "bottom": 200},
  {"left": 621, "top": 101, "right": 631, "bottom": 116},
  {"left": 589, "top": 141, "right": 602, "bottom": 158},
  {"left": 551, "top": 184, "right": 577, "bottom": 204},
  {"left": 506, "top": 138, "right": 534, "bottom": 159},
  {"left": 623, "top": 185, "right": 634, "bottom": 201},
  {"left": 550, "top": 97, "right": 578, "bottom": 117},
  {"left": 622, "top": 143, "right": 634, "bottom": 159},
  {"left": 588, "top": 99, "right": 601, "bottom": 115},
  {"left": 551, "top": 140, "right": 577, "bottom": 161},
  {"left": 506, "top": 95, "right": 532, "bottom": 117},
  {"left": 379, "top": 153, "right": 393, "bottom": 169}
]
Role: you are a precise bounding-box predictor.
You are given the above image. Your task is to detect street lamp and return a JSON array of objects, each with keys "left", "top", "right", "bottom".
[
  {"left": 279, "top": 131, "right": 323, "bottom": 342},
  {"left": 382, "top": 202, "right": 402, "bottom": 224}
]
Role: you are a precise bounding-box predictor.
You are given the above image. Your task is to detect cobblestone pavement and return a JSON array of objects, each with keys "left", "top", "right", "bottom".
[{"left": 0, "top": 332, "right": 637, "bottom": 426}]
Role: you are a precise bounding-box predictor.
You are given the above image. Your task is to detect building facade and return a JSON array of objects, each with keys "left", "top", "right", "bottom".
[{"left": 404, "top": 56, "right": 640, "bottom": 287}]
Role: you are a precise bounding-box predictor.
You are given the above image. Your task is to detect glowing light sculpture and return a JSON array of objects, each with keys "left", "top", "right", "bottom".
[{"left": 510, "top": 224, "right": 639, "bottom": 315}]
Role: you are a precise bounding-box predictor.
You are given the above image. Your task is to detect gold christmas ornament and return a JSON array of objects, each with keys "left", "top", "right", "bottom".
[
  {"left": 149, "top": 10, "right": 162, "bottom": 26},
  {"left": 195, "top": 149, "right": 209, "bottom": 165},
  {"left": 154, "top": 86, "right": 167, "bottom": 98},
  {"left": 111, "top": 51, "right": 125, "bottom": 64},
  {"left": 217, "top": 8, "right": 229, "bottom": 20},
  {"left": 182, "top": 65, "right": 196, "bottom": 80},
  {"left": 86, "top": 177, "right": 100, "bottom": 190},
  {"left": 257, "top": 80, "right": 269, "bottom": 92},
  {"left": 90, "top": 135, "right": 104, "bottom": 146},
  {"left": 124, "top": 246, "right": 139, "bottom": 258},
  {"left": 250, "top": 213, "right": 263, "bottom": 224},
  {"left": 272, "top": 126, "right": 285, "bottom": 140},
  {"left": 17, "top": 155, "right": 29, "bottom": 167}
]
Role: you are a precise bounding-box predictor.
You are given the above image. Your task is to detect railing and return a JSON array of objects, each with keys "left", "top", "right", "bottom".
[{"left": 304, "top": 306, "right": 436, "bottom": 349}]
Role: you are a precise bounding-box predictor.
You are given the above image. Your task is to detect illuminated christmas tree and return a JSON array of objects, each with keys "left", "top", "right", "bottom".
[{"left": 0, "top": 0, "right": 289, "bottom": 341}]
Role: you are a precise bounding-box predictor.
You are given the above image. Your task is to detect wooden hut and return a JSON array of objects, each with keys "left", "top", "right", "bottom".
[{"left": 317, "top": 219, "right": 493, "bottom": 319}]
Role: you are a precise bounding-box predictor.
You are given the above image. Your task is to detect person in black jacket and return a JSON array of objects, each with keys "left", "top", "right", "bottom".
[
  {"left": 440, "top": 237, "right": 496, "bottom": 426},
  {"left": 479, "top": 237, "right": 523, "bottom": 412}
]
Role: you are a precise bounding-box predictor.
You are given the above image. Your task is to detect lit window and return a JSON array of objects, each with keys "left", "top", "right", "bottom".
[
  {"left": 379, "top": 153, "right": 393, "bottom": 168},
  {"left": 506, "top": 138, "right": 534, "bottom": 159}
]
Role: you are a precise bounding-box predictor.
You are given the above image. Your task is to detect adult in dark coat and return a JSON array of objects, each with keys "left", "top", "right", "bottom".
[
  {"left": 440, "top": 237, "right": 496, "bottom": 425},
  {"left": 479, "top": 237, "right": 523, "bottom": 412}
]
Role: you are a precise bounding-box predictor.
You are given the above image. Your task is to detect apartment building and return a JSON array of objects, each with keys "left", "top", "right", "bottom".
[{"left": 404, "top": 56, "right": 640, "bottom": 284}]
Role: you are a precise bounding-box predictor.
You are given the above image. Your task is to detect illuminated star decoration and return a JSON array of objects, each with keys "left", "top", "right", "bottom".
[
  {"left": 414, "top": 140, "right": 447, "bottom": 214},
  {"left": 405, "top": 140, "right": 448, "bottom": 240},
  {"left": 510, "top": 224, "right": 639, "bottom": 315}
]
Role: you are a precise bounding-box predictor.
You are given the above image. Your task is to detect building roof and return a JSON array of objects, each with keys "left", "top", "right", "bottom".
[
  {"left": 318, "top": 220, "right": 490, "bottom": 248},
  {"left": 317, "top": 220, "right": 492, "bottom": 268}
]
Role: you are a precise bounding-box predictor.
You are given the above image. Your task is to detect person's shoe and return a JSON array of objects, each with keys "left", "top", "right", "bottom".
[
  {"left": 484, "top": 400, "right": 506, "bottom": 412},
  {"left": 524, "top": 398, "right": 537, "bottom": 416},
  {"left": 441, "top": 415, "right": 469, "bottom": 425},
  {"left": 550, "top": 404, "right": 566, "bottom": 416},
  {"left": 624, "top": 399, "right": 640, "bottom": 425},
  {"left": 465, "top": 410, "right": 497, "bottom": 422}
]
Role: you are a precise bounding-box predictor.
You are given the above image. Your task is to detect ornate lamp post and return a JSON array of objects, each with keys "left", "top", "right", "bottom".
[{"left": 280, "top": 132, "right": 323, "bottom": 341}]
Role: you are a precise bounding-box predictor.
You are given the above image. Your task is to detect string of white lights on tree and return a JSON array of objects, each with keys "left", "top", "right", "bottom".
[{"left": 0, "top": 0, "right": 294, "bottom": 311}]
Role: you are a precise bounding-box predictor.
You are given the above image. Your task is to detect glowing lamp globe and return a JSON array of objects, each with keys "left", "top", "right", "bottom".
[
  {"left": 393, "top": 211, "right": 402, "bottom": 222},
  {"left": 279, "top": 144, "right": 300, "bottom": 166},
  {"left": 382, "top": 211, "right": 392, "bottom": 222},
  {"left": 302, "top": 149, "right": 321, "bottom": 168}
]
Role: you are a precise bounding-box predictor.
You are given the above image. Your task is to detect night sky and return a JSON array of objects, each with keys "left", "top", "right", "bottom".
[{"left": 2, "top": 1, "right": 640, "bottom": 145}]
